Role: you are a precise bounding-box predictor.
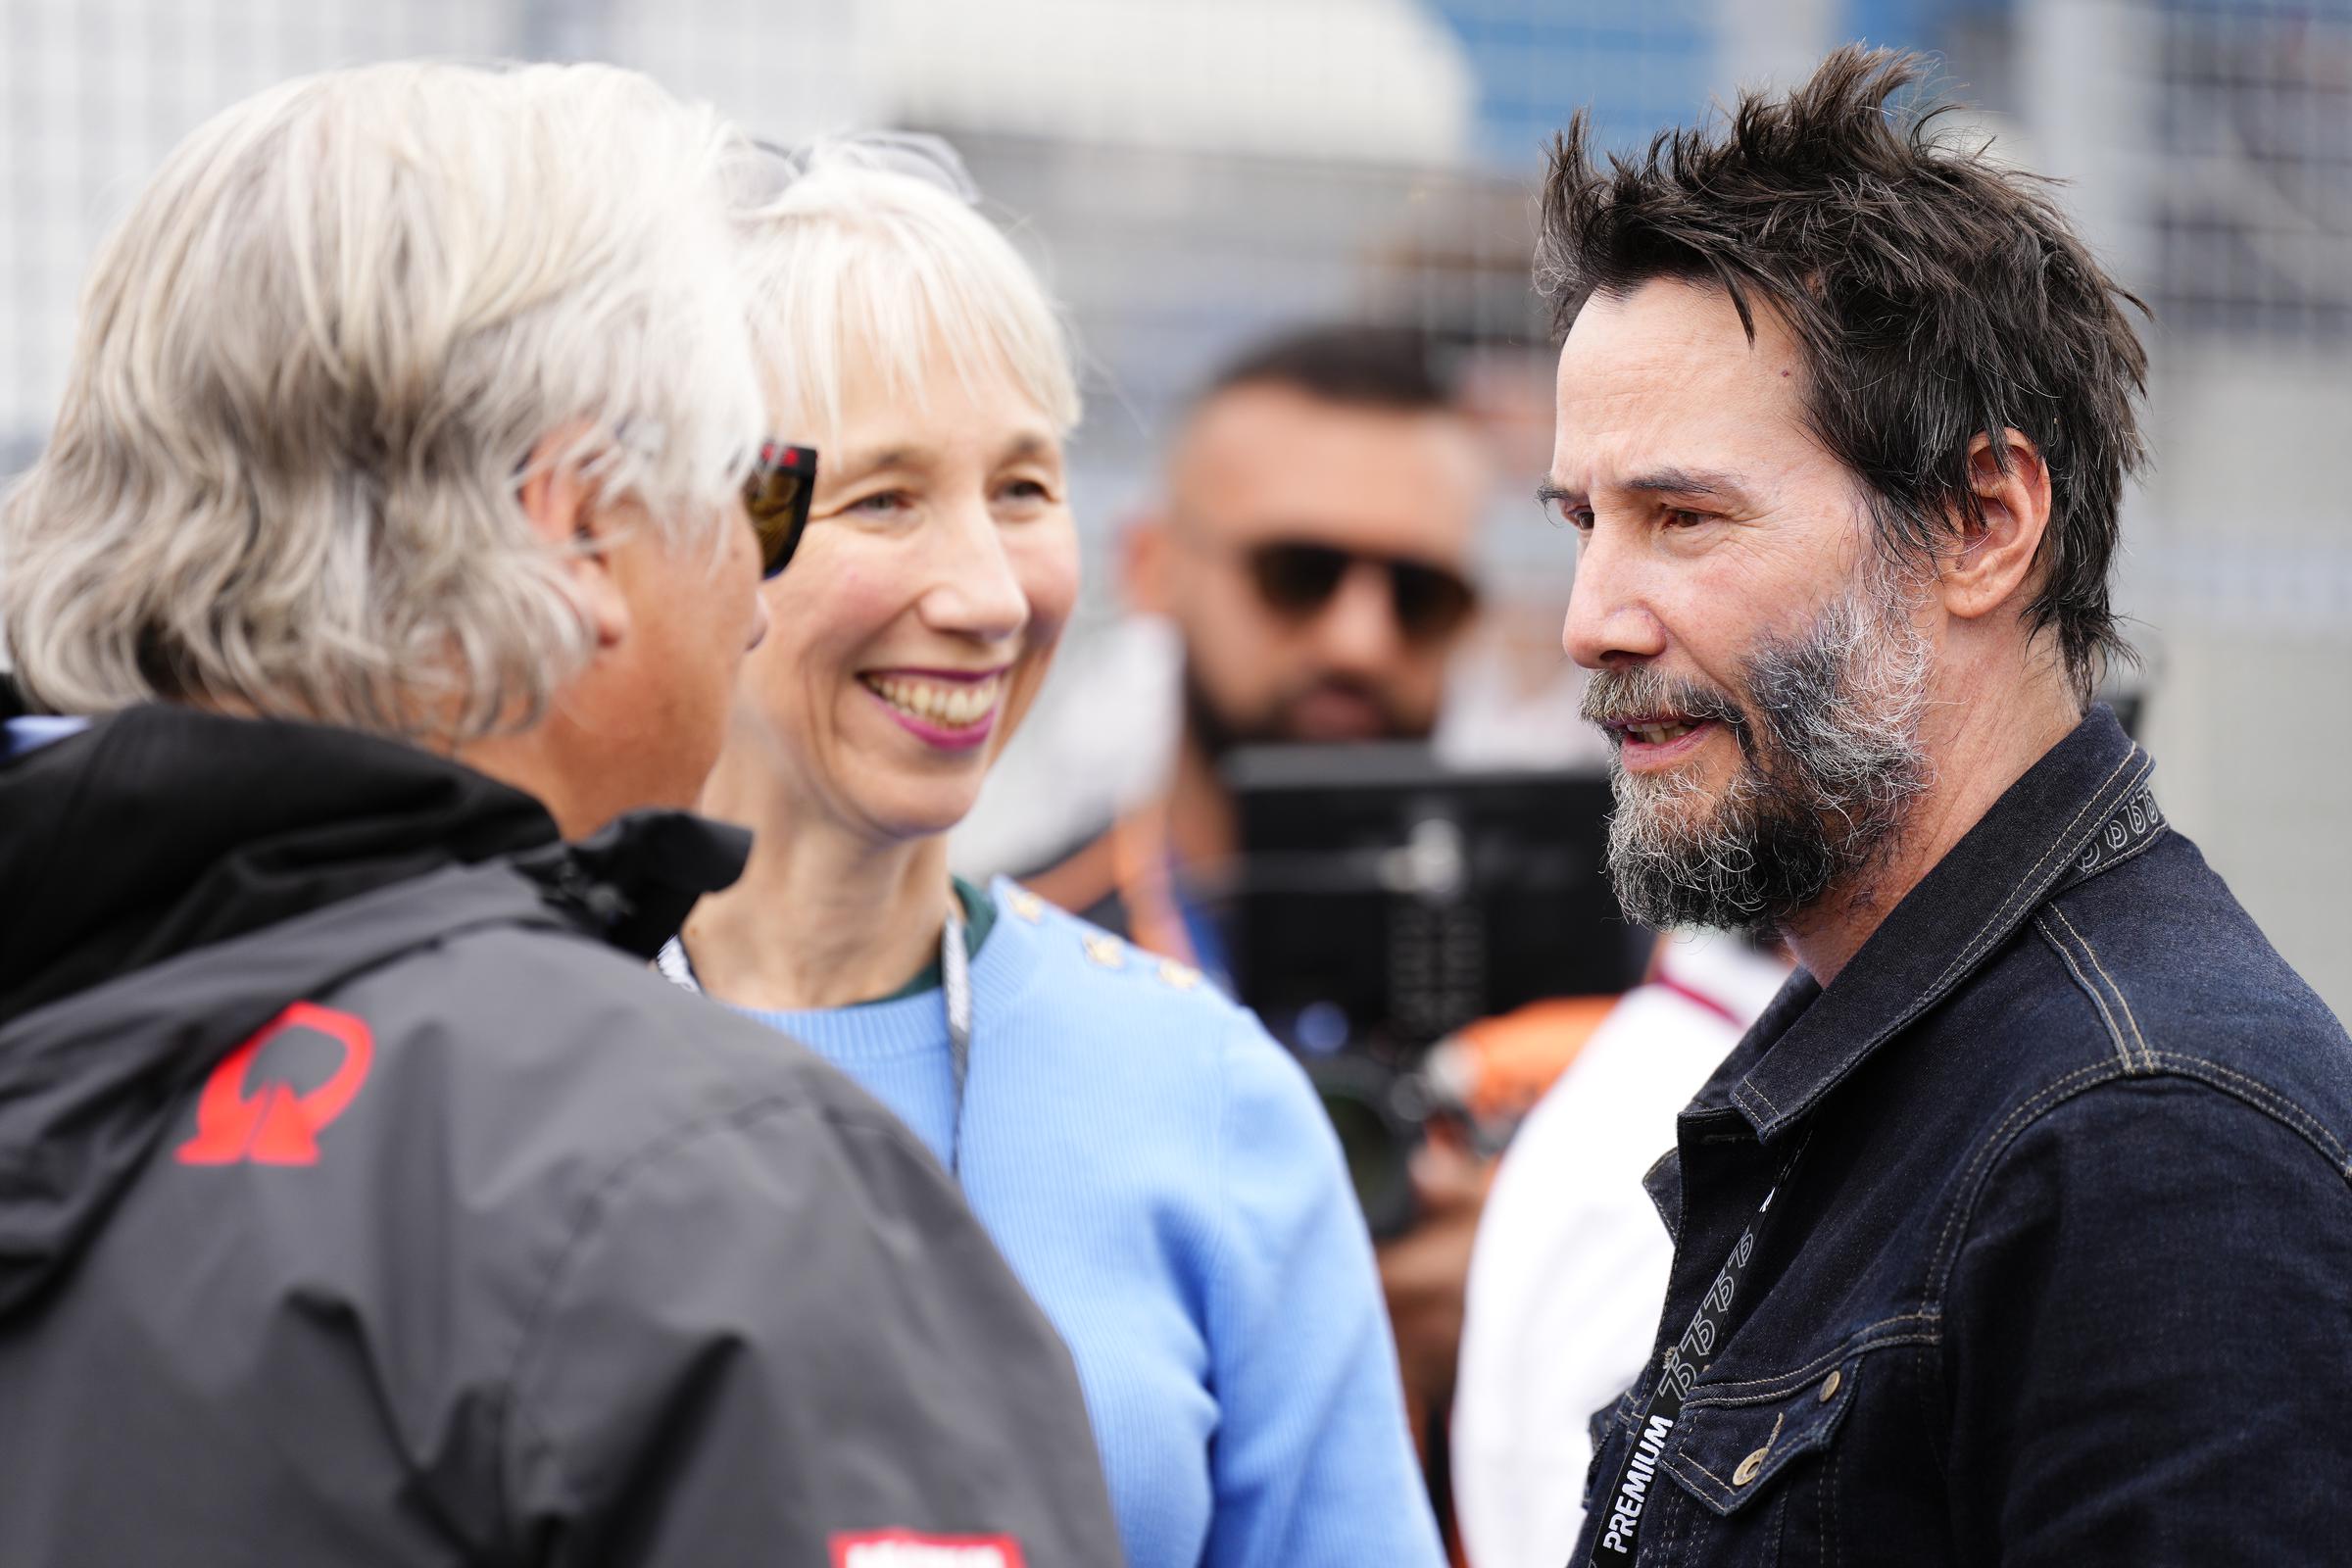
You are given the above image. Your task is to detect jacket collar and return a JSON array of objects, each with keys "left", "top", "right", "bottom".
[
  {"left": 0, "top": 705, "right": 749, "bottom": 1021},
  {"left": 514, "top": 810, "right": 751, "bottom": 960},
  {"left": 1725, "top": 705, "right": 2160, "bottom": 1142}
]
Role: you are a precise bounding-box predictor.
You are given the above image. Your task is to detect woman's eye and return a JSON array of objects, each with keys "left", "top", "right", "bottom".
[
  {"left": 995, "top": 477, "right": 1056, "bottom": 511},
  {"left": 847, "top": 490, "right": 912, "bottom": 518}
]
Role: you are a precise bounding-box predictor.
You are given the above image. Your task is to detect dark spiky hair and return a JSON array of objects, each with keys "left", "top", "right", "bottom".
[{"left": 1537, "top": 46, "right": 2149, "bottom": 703}]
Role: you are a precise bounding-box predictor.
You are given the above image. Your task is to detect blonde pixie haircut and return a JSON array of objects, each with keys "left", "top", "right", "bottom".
[
  {"left": 0, "top": 62, "right": 770, "bottom": 739},
  {"left": 738, "top": 138, "right": 1080, "bottom": 447}
]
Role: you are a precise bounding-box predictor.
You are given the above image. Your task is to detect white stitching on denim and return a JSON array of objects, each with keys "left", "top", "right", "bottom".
[
  {"left": 1684, "top": 1333, "right": 1939, "bottom": 1405},
  {"left": 1927, "top": 1061, "right": 2125, "bottom": 1300},
  {"left": 2148, "top": 1053, "right": 2352, "bottom": 1175},
  {"left": 1680, "top": 1451, "right": 1735, "bottom": 1490},
  {"left": 1743, "top": 751, "right": 2149, "bottom": 1135},
  {"left": 2048, "top": 906, "right": 2153, "bottom": 1070},
  {"left": 2068, "top": 814, "right": 2167, "bottom": 889},
  {"left": 2034, "top": 914, "right": 2135, "bottom": 1072},
  {"left": 1681, "top": 1316, "right": 1939, "bottom": 1399},
  {"left": 1659, "top": 1474, "right": 1690, "bottom": 1566},
  {"left": 1827, "top": 1442, "right": 1841, "bottom": 1568},
  {"left": 1923, "top": 751, "right": 2146, "bottom": 1003},
  {"left": 1928, "top": 1054, "right": 2352, "bottom": 1306},
  {"left": 1667, "top": 1402, "right": 1833, "bottom": 1517}
]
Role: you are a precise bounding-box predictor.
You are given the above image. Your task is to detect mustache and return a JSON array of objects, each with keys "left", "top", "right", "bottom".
[{"left": 1580, "top": 665, "right": 1745, "bottom": 733}]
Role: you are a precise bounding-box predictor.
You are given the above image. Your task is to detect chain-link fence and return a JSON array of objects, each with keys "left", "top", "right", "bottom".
[{"left": 5, "top": 0, "right": 2348, "bottom": 1007}]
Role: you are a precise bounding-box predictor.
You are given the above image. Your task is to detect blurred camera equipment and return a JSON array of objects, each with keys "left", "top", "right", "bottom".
[{"left": 1222, "top": 744, "right": 1644, "bottom": 1234}]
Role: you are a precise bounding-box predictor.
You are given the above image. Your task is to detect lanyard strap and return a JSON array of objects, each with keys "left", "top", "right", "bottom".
[
  {"left": 1589, "top": 1146, "right": 1803, "bottom": 1565},
  {"left": 940, "top": 906, "right": 972, "bottom": 1177},
  {"left": 658, "top": 900, "right": 976, "bottom": 1179}
]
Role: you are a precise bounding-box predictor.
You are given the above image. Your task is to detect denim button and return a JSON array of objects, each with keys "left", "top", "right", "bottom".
[
  {"left": 1819, "top": 1369, "right": 1842, "bottom": 1402},
  {"left": 1734, "top": 1446, "right": 1769, "bottom": 1486}
]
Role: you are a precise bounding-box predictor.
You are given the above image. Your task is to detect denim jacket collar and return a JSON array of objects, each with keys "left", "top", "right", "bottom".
[{"left": 1723, "top": 705, "right": 2159, "bottom": 1143}]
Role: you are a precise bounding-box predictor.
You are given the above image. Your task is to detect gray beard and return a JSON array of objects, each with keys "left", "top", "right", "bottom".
[{"left": 1591, "top": 570, "right": 1935, "bottom": 936}]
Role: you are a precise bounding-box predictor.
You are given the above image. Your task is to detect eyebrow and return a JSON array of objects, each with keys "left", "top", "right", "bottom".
[
  {"left": 833, "top": 433, "right": 1059, "bottom": 481},
  {"left": 836, "top": 446, "right": 927, "bottom": 480},
  {"left": 997, "top": 431, "right": 1059, "bottom": 466},
  {"left": 1625, "top": 466, "right": 1743, "bottom": 499},
  {"left": 1537, "top": 467, "right": 1750, "bottom": 508}
]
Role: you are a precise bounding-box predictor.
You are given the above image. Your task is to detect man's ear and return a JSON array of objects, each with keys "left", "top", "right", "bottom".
[
  {"left": 1938, "top": 427, "right": 2053, "bottom": 623},
  {"left": 517, "top": 431, "right": 630, "bottom": 651},
  {"left": 1122, "top": 509, "right": 1173, "bottom": 617}
]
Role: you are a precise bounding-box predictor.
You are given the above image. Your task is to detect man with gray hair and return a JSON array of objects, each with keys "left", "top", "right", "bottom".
[{"left": 0, "top": 62, "right": 1120, "bottom": 1567}]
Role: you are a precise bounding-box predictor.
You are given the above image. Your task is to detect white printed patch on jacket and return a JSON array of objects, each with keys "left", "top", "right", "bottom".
[{"left": 829, "top": 1530, "right": 1025, "bottom": 1568}]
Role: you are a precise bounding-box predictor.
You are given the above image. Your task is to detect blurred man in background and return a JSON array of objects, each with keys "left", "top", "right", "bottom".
[
  {"left": 1030, "top": 323, "right": 1487, "bottom": 989},
  {"left": 1027, "top": 322, "right": 1493, "bottom": 1517},
  {"left": 0, "top": 61, "right": 1121, "bottom": 1566}
]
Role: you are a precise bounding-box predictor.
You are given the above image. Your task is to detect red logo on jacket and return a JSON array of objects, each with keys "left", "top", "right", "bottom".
[{"left": 176, "top": 1001, "right": 375, "bottom": 1167}]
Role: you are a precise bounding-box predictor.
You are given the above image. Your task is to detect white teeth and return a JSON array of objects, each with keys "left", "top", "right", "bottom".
[{"left": 866, "top": 674, "right": 1004, "bottom": 729}]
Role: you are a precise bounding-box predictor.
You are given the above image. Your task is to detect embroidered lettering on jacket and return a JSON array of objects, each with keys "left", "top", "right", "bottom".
[{"left": 2070, "top": 784, "right": 2164, "bottom": 883}]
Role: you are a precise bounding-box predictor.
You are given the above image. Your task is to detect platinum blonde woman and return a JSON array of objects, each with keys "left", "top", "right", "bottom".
[{"left": 662, "top": 139, "right": 1444, "bottom": 1568}]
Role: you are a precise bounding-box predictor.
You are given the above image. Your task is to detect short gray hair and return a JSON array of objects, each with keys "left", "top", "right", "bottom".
[
  {"left": 0, "top": 61, "right": 769, "bottom": 738},
  {"left": 737, "top": 138, "right": 1080, "bottom": 447}
]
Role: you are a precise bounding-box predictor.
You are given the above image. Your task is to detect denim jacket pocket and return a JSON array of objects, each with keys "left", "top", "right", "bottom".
[
  {"left": 1634, "top": 1343, "right": 1866, "bottom": 1566},
  {"left": 1665, "top": 1346, "right": 1860, "bottom": 1514}
]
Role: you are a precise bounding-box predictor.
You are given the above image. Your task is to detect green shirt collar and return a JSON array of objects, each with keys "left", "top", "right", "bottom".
[{"left": 867, "top": 875, "right": 997, "bottom": 1005}]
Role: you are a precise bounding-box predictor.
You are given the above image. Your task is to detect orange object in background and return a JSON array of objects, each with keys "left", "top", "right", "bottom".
[{"left": 1425, "top": 994, "right": 1622, "bottom": 1135}]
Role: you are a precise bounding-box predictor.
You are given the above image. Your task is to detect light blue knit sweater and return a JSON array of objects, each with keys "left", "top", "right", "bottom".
[{"left": 726, "top": 879, "right": 1444, "bottom": 1568}]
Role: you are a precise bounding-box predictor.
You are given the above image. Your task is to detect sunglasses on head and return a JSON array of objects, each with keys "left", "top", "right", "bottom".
[
  {"left": 1245, "top": 541, "right": 1479, "bottom": 644},
  {"left": 744, "top": 441, "right": 818, "bottom": 579}
]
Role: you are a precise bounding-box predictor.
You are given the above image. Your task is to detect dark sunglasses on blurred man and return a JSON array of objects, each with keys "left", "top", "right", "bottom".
[{"left": 1245, "top": 540, "right": 1478, "bottom": 644}]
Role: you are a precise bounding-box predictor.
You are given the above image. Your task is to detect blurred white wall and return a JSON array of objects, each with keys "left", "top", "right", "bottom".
[
  {"left": 865, "top": 0, "right": 1473, "bottom": 164},
  {"left": 2020, "top": 0, "right": 2352, "bottom": 1019}
]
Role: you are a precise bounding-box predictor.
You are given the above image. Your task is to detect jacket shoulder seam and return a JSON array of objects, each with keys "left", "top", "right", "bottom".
[
  {"left": 1926, "top": 1058, "right": 2352, "bottom": 1313},
  {"left": 1924, "top": 1059, "right": 2128, "bottom": 1306},
  {"left": 2031, "top": 914, "right": 2138, "bottom": 1072},
  {"left": 2044, "top": 904, "right": 2154, "bottom": 1069},
  {"left": 2142, "top": 1052, "right": 2352, "bottom": 1180}
]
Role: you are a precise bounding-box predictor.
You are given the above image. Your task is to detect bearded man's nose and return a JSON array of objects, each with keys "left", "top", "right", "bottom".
[{"left": 1562, "top": 541, "right": 1667, "bottom": 669}]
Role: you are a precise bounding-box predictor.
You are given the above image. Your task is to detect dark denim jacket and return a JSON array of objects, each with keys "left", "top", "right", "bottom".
[{"left": 1572, "top": 708, "right": 2352, "bottom": 1566}]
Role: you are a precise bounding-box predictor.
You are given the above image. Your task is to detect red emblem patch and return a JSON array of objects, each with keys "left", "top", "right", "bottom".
[
  {"left": 829, "top": 1531, "right": 1026, "bottom": 1568},
  {"left": 176, "top": 1001, "right": 375, "bottom": 1167}
]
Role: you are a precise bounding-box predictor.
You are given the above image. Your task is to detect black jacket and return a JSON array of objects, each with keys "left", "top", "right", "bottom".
[
  {"left": 0, "top": 707, "right": 1124, "bottom": 1567},
  {"left": 1575, "top": 708, "right": 2352, "bottom": 1565}
]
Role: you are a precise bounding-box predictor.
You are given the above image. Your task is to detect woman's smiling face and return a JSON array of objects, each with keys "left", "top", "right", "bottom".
[{"left": 728, "top": 342, "right": 1078, "bottom": 844}]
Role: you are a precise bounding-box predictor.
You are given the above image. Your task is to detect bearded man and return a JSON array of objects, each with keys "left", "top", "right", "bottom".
[{"left": 1543, "top": 48, "right": 2352, "bottom": 1565}]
